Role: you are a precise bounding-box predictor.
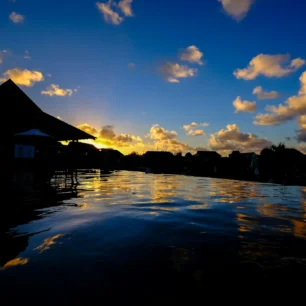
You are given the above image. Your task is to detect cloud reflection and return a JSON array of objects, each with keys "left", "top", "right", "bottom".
[
  {"left": 1, "top": 257, "right": 29, "bottom": 271},
  {"left": 34, "top": 234, "right": 64, "bottom": 253}
]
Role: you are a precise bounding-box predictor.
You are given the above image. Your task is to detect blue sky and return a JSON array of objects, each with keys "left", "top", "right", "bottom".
[{"left": 1, "top": 0, "right": 306, "bottom": 154}]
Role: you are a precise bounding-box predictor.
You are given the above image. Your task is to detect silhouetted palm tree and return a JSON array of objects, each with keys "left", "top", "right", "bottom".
[{"left": 270, "top": 143, "right": 286, "bottom": 153}]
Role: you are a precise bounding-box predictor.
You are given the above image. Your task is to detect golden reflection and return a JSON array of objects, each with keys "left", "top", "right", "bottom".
[
  {"left": 236, "top": 213, "right": 257, "bottom": 233},
  {"left": 292, "top": 198, "right": 306, "bottom": 239},
  {"left": 209, "top": 180, "right": 262, "bottom": 204},
  {"left": 34, "top": 234, "right": 64, "bottom": 253},
  {"left": 150, "top": 176, "right": 180, "bottom": 203},
  {"left": 257, "top": 204, "right": 277, "bottom": 218},
  {"left": 188, "top": 204, "right": 209, "bottom": 210},
  {"left": 293, "top": 220, "right": 306, "bottom": 239},
  {"left": 77, "top": 203, "right": 91, "bottom": 210},
  {"left": 150, "top": 206, "right": 178, "bottom": 212},
  {"left": 1, "top": 257, "right": 29, "bottom": 271}
]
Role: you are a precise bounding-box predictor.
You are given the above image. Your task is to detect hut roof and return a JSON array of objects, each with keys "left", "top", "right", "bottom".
[
  {"left": 0, "top": 79, "right": 95, "bottom": 141},
  {"left": 15, "top": 129, "right": 52, "bottom": 137}
]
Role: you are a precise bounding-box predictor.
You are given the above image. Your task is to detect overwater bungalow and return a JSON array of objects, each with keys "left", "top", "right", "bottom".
[{"left": 0, "top": 79, "right": 95, "bottom": 185}]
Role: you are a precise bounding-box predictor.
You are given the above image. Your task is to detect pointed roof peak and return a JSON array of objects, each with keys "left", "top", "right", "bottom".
[{"left": 1, "top": 78, "right": 16, "bottom": 86}]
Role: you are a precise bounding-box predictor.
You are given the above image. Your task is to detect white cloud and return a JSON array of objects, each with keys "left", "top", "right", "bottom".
[
  {"left": 78, "top": 123, "right": 99, "bottom": 136},
  {"left": 96, "top": 0, "right": 134, "bottom": 25},
  {"left": 0, "top": 50, "right": 8, "bottom": 64},
  {"left": 118, "top": 0, "right": 133, "bottom": 16},
  {"left": 179, "top": 45, "right": 204, "bottom": 65},
  {"left": 0, "top": 68, "right": 44, "bottom": 86},
  {"left": 78, "top": 123, "right": 142, "bottom": 148},
  {"left": 254, "top": 71, "right": 306, "bottom": 126},
  {"left": 183, "top": 122, "right": 198, "bottom": 130},
  {"left": 9, "top": 12, "right": 24, "bottom": 23},
  {"left": 147, "top": 124, "right": 192, "bottom": 153},
  {"left": 41, "top": 84, "right": 74, "bottom": 97},
  {"left": 233, "top": 96, "right": 256, "bottom": 113},
  {"left": 24, "top": 50, "right": 31, "bottom": 60},
  {"left": 188, "top": 129, "right": 206, "bottom": 136},
  {"left": 299, "top": 71, "right": 306, "bottom": 95},
  {"left": 183, "top": 122, "right": 209, "bottom": 130},
  {"left": 209, "top": 124, "right": 272, "bottom": 153},
  {"left": 147, "top": 124, "right": 177, "bottom": 141},
  {"left": 96, "top": 1, "right": 123, "bottom": 25},
  {"left": 160, "top": 62, "right": 197, "bottom": 83},
  {"left": 296, "top": 115, "right": 306, "bottom": 142},
  {"left": 234, "top": 54, "right": 305, "bottom": 80},
  {"left": 46, "top": 73, "right": 52, "bottom": 78},
  {"left": 252, "top": 86, "right": 280, "bottom": 100},
  {"left": 297, "top": 144, "right": 306, "bottom": 154},
  {"left": 218, "top": 0, "right": 254, "bottom": 21}
]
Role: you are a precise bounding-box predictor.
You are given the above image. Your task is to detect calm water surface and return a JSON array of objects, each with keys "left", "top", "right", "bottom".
[{"left": 1, "top": 170, "right": 306, "bottom": 303}]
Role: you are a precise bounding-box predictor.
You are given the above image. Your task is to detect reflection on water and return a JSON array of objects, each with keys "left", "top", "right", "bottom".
[
  {"left": 0, "top": 257, "right": 29, "bottom": 271},
  {"left": 1, "top": 171, "right": 306, "bottom": 302},
  {"left": 34, "top": 234, "right": 64, "bottom": 253}
]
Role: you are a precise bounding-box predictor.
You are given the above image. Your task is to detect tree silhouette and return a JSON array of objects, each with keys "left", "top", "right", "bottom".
[{"left": 269, "top": 142, "right": 285, "bottom": 152}]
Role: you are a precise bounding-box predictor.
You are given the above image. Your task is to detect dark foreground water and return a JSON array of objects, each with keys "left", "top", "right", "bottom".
[{"left": 1, "top": 170, "right": 306, "bottom": 303}]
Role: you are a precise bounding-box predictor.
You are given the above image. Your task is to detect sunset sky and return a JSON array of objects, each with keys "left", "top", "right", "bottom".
[{"left": 1, "top": 0, "right": 306, "bottom": 155}]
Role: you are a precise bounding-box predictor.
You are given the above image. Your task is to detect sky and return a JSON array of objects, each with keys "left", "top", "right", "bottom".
[{"left": 1, "top": 0, "right": 306, "bottom": 155}]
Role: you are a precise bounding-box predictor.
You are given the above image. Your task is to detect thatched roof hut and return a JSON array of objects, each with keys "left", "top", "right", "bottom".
[{"left": 0, "top": 79, "right": 95, "bottom": 142}]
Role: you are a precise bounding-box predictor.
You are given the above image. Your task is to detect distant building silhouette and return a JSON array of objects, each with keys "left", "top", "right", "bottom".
[{"left": 195, "top": 151, "right": 221, "bottom": 160}]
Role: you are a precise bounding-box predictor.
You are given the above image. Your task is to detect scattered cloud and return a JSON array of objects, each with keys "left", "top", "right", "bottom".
[
  {"left": 234, "top": 54, "right": 305, "bottom": 80},
  {"left": 297, "top": 144, "right": 306, "bottom": 154},
  {"left": 118, "top": 0, "right": 134, "bottom": 17},
  {"left": 183, "top": 122, "right": 198, "bottom": 130},
  {"left": 299, "top": 70, "right": 306, "bottom": 95},
  {"left": 0, "top": 50, "right": 8, "bottom": 64},
  {"left": 0, "top": 68, "right": 44, "bottom": 86},
  {"left": 254, "top": 71, "right": 306, "bottom": 126},
  {"left": 9, "top": 12, "right": 24, "bottom": 23},
  {"left": 46, "top": 73, "right": 52, "bottom": 78},
  {"left": 78, "top": 124, "right": 142, "bottom": 148},
  {"left": 183, "top": 122, "right": 209, "bottom": 130},
  {"left": 128, "top": 62, "right": 135, "bottom": 69},
  {"left": 96, "top": 0, "right": 134, "bottom": 25},
  {"left": 179, "top": 45, "right": 204, "bottom": 65},
  {"left": 296, "top": 115, "right": 306, "bottom": 142},
  {"left": 96, "top": 1, "right": 123, "bottom": 25},
  {"left": 24, "top": 50, "right": 31, "bottom": 60},
  {"left": 233, "top": 96, "right": 256, "bottom": 113},
  {"left": 77, "top": 123, "right": 99, "bottom": 136},
  {"left": 160, "top": 62, "right": 197, "bottom": 83},
  {"left": 41, "top": 84, "right": 74, "bottom": 97},
  {"left": 188, "top": 129, "right": 206, "bottom": 136},
  {"left": 147, "top": 124, "right": 192, "bottom": 153},
  {"left": 297, "top": 130, "right": 306, "bottom": 143},
  {"left": 253, "top": 86, "right": 280, "bottom": 100},
  {"left": 147, "top": 124, "right": 177, "bottom": 141},
  {"left": 209, "top": 124, "right": 272, "bottom": 154},
  {"left": 218, "top": 0, "right": 254, "bottom": 21}
]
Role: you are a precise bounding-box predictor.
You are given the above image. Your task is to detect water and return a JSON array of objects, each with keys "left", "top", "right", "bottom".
[{"left": 1, "top": 170, "right": 306, "bottom": 302}]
